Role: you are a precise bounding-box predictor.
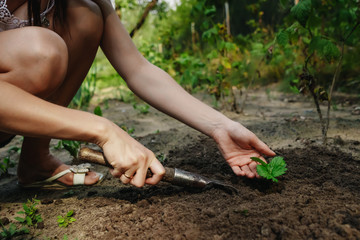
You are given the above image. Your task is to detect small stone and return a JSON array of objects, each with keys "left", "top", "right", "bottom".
[
  {"left": 54, "top": 199, "right": 63, "bottom": 205},
  {"left": 0, "top": 217, "right": 10, "bottom": 226},
  {"left": 41, "top": 199, "right": 54, "bottom": 205},
  {"left": 37, "top": 222, "right": 45, "bottom": 229}
]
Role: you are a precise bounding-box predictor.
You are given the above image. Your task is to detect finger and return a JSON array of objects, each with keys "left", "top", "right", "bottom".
[
  {"left": 240, "top": 165, "right": 256, "bottom": 178},
  {"left": 145, "top": 159, "right": 165, "bottom": 185},
  {"left": 250, "top": 137, "right": 276, "bottom": 157},
  {"left": 228, "top": 156, "right": 252, "bottom": 168},
  {"left": 231, "top": 166, "right": 245, "bottom": 176},
  {"left": 130, "top": 166, "right": 147, "bottom": 187},
  {"left": 248, "top": 161, "right": 259, "bottom": 178},
  {"left": 120, "top": 168, "right": 137, "bottom": 184},
  {"left": 110, "top": 168, "right": 122, "bottom": 178}
]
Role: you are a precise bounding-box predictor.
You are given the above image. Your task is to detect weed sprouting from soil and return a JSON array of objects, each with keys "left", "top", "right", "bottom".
[
  {"left": 57, "top": 210, "right": 76, "bottom": 228},
  {"left": 15, "top": 197, "right": 43, "bottom": 228}
]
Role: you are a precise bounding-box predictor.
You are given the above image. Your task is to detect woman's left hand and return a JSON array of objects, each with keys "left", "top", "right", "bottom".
[{"left": 212, "top": 121, "right": 276, "bottom": 178}]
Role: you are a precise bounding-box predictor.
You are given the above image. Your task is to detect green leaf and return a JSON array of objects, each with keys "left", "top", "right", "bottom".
[
  {"left": 9, "top": 224, "right": 16, "bottom": 235},
  {"left": 276, "top": 30, "right": 289, "bottom": 46},
  {"left": 309, "top": 37, "right": 340, "bottom": 61},
  {"left": 250, "top": 157, "right": 267, "bottom": 166},
  {"left": 57, "top": 218, "right": 65, "bottom": 224},
  {"left": 252, "top": 156, "right": 287, "bottom": 182},
  {"left": 323, "top": 41, "right": 340, "bottom": 62},
  {"left": 25, "top": 216, "right": 32, "bottom": 226},
  {"left": 202, "top": 27, "right": 218, "bottom": 40},
  {"left": 21, "top": 226, "right": 29, "bottom": 234},
  {"left": 291, "top": 0, "right": 312, "bottom": 27},
  {"left": 256, "top": 164, "right": 277, "bottom": 182},
  {"left": 280, "top": 0, "right": 288, "bottom": 8},
  {"left": 66, "top": 210, "right": 74, "bottom": 217},
  {"left": 14, "top": 217, "right": 25, "bottom": 223},
  {"left": 268, "top": 156, "right": 288, "bottom": 178},
  {"left": 204, "top": 5, "right": 216, "bottom": 16},
  {"left": 93, "top": 106, "right": 103, "bottom": 116},
  {"left": 23, "top": 204, "right": 29, "bottom": 212}
]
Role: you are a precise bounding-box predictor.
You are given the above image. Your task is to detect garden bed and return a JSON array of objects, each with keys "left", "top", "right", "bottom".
[{"left": 1, "top": 89, "right": 359, "bottom": 239}]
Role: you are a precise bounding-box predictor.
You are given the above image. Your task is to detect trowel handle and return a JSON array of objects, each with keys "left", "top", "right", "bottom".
[{"left": 78, "top": 147, "right": 175, "bottom": 182}]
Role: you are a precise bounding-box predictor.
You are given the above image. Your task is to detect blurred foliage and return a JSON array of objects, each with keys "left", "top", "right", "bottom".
[
  {"left": 73, "top": 0, "right": 360, "bottom": 112},
  {"left": 274, "top": 0, "right": 360, "bottom": 143}
]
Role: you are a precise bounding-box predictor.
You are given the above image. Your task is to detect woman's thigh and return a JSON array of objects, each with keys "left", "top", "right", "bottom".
[
  {"left": 0, "top": 27, "right": 68, "bottom": 98},
  {"left": 0, "top": 0, "right": 103, "bottom": 100}
]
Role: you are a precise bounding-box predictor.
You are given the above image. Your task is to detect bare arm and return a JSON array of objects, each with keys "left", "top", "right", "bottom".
[{"left": 95, "top": 0, "right": 276, "bottom": 178}]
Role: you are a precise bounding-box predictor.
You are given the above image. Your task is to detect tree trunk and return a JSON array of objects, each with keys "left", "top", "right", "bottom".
[
  {"left": 130, "top": 0, "right": 158, "bottom": 38},
  {"left": 225, "top": 1, "right": 231, "bottom": 36}
]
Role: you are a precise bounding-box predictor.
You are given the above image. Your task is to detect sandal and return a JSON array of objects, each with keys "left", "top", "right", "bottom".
[{"left": 18, "top": 163, "right": 104, "bottom": 189}]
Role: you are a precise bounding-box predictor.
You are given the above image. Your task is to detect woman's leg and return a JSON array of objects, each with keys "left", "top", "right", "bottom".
[
  {"left": 0, "top": 26, "right": 68, "bottom": 146},
  {"left": 0, "top": 0, "right": 104, "bottom": 185}
]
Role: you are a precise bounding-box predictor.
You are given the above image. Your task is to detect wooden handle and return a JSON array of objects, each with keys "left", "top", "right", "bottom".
[{"left": 78, "top": 147, "right": 175, "bottom": 182}]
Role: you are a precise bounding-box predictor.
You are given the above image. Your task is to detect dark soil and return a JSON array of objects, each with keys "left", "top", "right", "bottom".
[{"left": 0, "top": 89, "right": 359, "bottom": 239}]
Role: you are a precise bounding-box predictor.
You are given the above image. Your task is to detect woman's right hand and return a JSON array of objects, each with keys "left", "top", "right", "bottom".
[{"left": 99, "top": 122, "right": 165, "bottom": 187}]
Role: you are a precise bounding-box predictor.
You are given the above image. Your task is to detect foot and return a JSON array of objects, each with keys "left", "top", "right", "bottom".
[{"left": 17, "top": 150, "right": 101, "bottom": 186}]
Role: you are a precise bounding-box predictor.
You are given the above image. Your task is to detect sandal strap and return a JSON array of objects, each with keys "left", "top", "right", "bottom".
[
  {"left": 44, "top": 169, "right": 72, "bottom": 183},
  {"left": 73, "top": 172, "right": 86, "bottom": 185},
  {"left": 70, "top": 163, "right": 91, "bottom": 185}
]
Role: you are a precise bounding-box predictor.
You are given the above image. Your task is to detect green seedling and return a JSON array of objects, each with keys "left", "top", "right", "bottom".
[
  {"left": 57, "top": 210, "right": 76, "bottom": 228},
  {"left": 15, "top": 197, "right": 43, "bottom": 227},
  {"left": 251, "top": 156, "right": 287, "bottom": 183},
  {"left": 93, "top": 105, "right": 103, "bottom": 116},
  {"left": 156, "top": 153, "right": 166, "bottom": 163},
  {"left": 0, "top": 223, "right": 29, "bottom": 239},
  {"left": 133, "top": 103, "right": 150, "bottom": 114},
  {"left": 0, "top": 157, "right": 15, "bottom": 175}
]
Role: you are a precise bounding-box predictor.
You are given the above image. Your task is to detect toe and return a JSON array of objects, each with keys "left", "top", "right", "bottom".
[{"left": 84, "top": 171, "right": 101, "bottom": 185}]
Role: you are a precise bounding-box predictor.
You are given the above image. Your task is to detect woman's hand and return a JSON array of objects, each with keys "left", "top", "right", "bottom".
[
  {"left": 99, "top": 123, "right": 165, "bottom": 187},
  {"left": 212, "top": 121, "right": 276, "bottom": 178}
]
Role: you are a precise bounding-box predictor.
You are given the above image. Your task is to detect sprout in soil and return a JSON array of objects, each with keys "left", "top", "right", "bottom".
[{"left": 251, "top": 156, "right": 287, "bottom": 183}]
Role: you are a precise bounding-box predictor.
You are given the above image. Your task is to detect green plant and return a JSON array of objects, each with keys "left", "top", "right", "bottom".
[
  {"left": 0, "top": 223, "right": 29, "bottom": 239},
  {"left": 0, "top": 157, "right": 15, "bottom": 176},
  {"left": 57, "top": 210, "right": 76, "bottom": 228},
  {"left": 54, "top": 140, "right": 81, "bottom": 159},
  {"left": 93, "top": 105, "right": 103, "bottom": 116},
  {"left": 0, "top": 146, "right": 21, "bottom": 176},
  {"left": 156, "top": 153, "right": 166, "bottom": 163},
  {"left": 133, "top": 102, "right": 150, "bottom": 114},
  {"left": 15, "top": 197, "right": 43, "bottom": 227},
  {"left": 251, "top": 156, "right": 287, "bottom": 183},
  {"left": 275, "top": 0, "right": 360, "bottom": 143}
]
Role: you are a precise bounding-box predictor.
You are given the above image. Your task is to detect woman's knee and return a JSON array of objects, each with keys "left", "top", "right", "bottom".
[{"left": 12, "top": 28, "right": 68, "bottom": 97}]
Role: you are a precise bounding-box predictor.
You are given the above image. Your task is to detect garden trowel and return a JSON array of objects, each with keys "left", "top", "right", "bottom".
[{"left": 78, "top": 147, "right": 238, "bottom": 194}]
